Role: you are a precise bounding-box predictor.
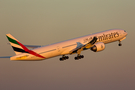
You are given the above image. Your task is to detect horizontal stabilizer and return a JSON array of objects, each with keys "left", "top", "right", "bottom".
[
  {"left": 0, "top": 56, "right": 12, "bottom": 58},
  {"left": 24, "top": 45, "right": 42, "bottom": 49},
  {"left": 7, "top": 43, "right": 42, "bottom": 49}
]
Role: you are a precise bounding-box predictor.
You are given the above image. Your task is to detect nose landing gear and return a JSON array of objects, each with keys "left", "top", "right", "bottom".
[
  {"left": 119, "top": 43, "right": 122, "bottom": 46},
  {"left": 118, "top": 41, "right": 122, "bottom": 46}
]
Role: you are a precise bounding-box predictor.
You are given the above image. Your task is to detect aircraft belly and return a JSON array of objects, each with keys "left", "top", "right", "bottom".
[{"left": 41, "top": 50, "right": 60, "bottom": 59}]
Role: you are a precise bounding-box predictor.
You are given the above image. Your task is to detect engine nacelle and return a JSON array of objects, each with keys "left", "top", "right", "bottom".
[{"left": 91, "top": 42, "right": 105, "bottom": 52}]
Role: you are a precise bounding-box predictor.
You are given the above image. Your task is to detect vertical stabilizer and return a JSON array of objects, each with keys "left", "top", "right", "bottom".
[{"left": 6, "top": 34, "right": 28, "bottom": 55}]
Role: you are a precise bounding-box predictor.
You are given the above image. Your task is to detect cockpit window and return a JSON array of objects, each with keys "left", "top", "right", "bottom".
[{"left": 124, "top": 30, "right": 126, "bottom": 32}]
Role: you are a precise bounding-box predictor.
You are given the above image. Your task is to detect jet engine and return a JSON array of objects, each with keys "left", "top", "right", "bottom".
[{"left": 91, "top": 42, "right": 105, "bottom": 52}]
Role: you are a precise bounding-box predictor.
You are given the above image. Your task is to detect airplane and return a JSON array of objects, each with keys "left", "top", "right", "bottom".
[{"left": 1, "top": 29, "right": 127, "bottom": 61}]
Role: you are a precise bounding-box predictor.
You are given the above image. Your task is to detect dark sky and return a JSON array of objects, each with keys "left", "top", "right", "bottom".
[{"left": 0, "top": 0, "right": 135, "bottom": 90}]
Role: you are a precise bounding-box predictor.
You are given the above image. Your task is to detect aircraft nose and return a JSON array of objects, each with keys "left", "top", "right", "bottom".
[
  {"left": 123, "top": 30, "right": 127, "bottom": 36},
  {"left": 125, "top": 31, "right": 128, "bottom": 36}
]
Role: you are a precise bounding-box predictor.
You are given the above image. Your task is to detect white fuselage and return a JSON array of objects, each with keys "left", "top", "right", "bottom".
[{"left": 10, "top": 29, "right": 127, "bottom": 60}]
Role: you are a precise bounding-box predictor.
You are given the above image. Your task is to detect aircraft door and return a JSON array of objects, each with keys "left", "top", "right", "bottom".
[{"left": 57, "top": 46, "right": 61, "bottom": 52}]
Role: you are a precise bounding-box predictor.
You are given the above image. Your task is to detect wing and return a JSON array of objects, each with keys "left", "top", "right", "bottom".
[{"left": 69, "top": 37, "right": 98, "bottom": 55}]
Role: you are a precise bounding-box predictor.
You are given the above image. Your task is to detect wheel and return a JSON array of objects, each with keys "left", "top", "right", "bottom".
[
  {"left": 118, "top": 43, "right": 122, "bottom": 46},
  {"left": 80, "top": 55, "right": 84, "bottom": 58},
  {"left": 60, "top": 58, "right": 64, "bottom": 61},
  {"left": 60, "top": 57, "right": 65, "bottom": 61},
  {"left": 75, "top": 57, "right": 79, "bottom": 60},
  {"left": 66, "top": 56, "right": 69, "bottom": 59},
  {"left": 63, "top": 57, "right": 66, "bottom": 60},
  {"left": 60, "top": 58, "right": 62, "bottom": 60},
  {"left": 79, "top": 56, "right": 82, "bottom": 59}
]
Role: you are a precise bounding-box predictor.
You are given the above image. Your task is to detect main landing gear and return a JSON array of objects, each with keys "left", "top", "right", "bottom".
[
  {"left": 59, "top": 55, "right": 84, "bottom": 61},
  {"left": 118, "top": 41, "right": 122, "bottom": 46},
  {"left": 59, "top": 55, "right": 69, "bottom": 61},
  {"left": 74, "top": 55, "right": 84, "bottom": 60}
]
